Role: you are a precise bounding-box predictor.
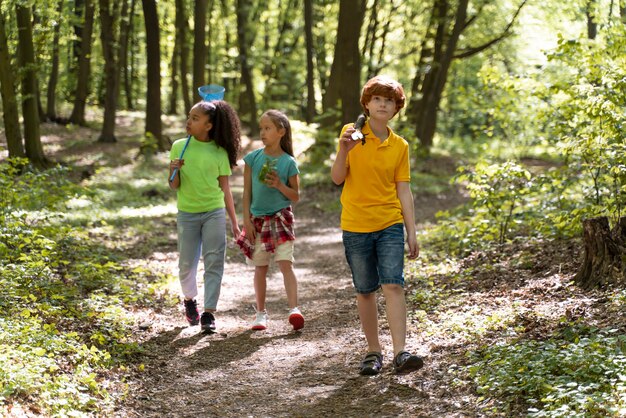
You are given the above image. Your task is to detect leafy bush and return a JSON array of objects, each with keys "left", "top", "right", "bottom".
[
  {"left": 468, "top": 325, "right": 626, "bottom": 417},
  {"left": 0, "top": 159, "right": 174, "bottom": 416}
]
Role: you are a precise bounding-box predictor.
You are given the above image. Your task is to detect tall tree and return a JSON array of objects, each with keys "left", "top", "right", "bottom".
[
  {"left": 321, "top": 0, "right": 366, "bottom": 127},
  {"left": 46, "top": 0, "right": 63, "bottom": 121},
  {"left": 193, "top": 0, "right": 208, "bottom": 102},
  {"left": 407, "top": 0, "right": 527, "bottom": 152},
  {"left": 119, "top": 0, "right": 136, "bottom": 110},
  {"left": 236, "top": 0, "right": 258, "bottom": 134},
  {"left": 98, "top": 0, "right": 120, "bottom": 143},
  {"left": 176, "top": 0, "right": 191, "bottom": 112},
  {"left": 69, "top": 0, "right": 95, "bottom": 126},
  {"left": 303, "top": 0, "right": 316, "bottom": 123},
  {"left": 16, "top": 4, "right": 47, "bottom": 167},
  {"left": 586, "top": 0, "right": 597, "bottom": 39},
  {"left": 0, "top": 4, "right": 24, "bottom": 157},
  {"left": 141, "top": 0, "right": 165, "bottom": 152}
]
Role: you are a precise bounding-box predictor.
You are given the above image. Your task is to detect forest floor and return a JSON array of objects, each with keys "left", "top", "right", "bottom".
[
  {"left": 108, "top": 134, "right": 608, "bottom": 418},
  {"left": 20, "top": 120, "right": 622, "bottom": 417}
]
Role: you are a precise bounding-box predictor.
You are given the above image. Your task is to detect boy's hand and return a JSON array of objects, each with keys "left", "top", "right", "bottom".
[
  {"left": 406, "top": 234, "right": 420, "bottom": 259},
  {"left": 338, "top": 127, "right": 360, "bottom": 153}
]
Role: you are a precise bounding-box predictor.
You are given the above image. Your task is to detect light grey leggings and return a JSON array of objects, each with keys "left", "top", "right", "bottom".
[{"left": 177, "top": 208, "right": 226, "bottom": 310}]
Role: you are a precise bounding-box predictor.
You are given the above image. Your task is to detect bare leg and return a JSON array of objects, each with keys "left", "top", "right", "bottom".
[
  {"left": 356, "top": 292, "right": 382, "bottom": 353},
  {"left": 277, "top": 260, "right": 298, "bottom": 309},
  {"left": 381, "top": 284, "right": 407, "bottom": 356},
  {"left": 254, "top": 265, "right": 269, "bottom": 312}
]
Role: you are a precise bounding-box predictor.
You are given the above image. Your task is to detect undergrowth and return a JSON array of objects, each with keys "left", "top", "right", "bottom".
[{"left": 0, "top": 158, "right": 176, "bottom": 416}]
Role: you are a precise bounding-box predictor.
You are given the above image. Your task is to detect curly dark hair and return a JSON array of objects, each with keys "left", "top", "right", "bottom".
[
  {"left": 261, "top": 109, "right": 294, "bottom": 157},
  {"left": 193, "top": 100, "right": 241, "bottom": 167}
]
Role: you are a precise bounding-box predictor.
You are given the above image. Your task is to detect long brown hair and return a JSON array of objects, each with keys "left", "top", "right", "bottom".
[
  {"left": 261, "top": 109, "right": 294, "bottom": 157},
  {"left": 193, "top": 100, "right": 241, "bottom": 167}
]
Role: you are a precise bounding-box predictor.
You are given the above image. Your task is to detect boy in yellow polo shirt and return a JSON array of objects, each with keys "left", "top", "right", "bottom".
[{"left": 331, "top": 75, "right": 424, "bottom": 375}]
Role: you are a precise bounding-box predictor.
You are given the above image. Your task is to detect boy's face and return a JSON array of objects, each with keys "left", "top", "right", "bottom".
[{"left": 365, "top": 95, "right": 397, "bottom": 122}]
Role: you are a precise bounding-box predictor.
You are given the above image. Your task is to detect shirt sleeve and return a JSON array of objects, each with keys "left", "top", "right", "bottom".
[
  {"left": 218, "top": 148, "right": 232, "bottom": 176},
  {"left": 394, "top": 141, "right": 411, "bottom": 182}
]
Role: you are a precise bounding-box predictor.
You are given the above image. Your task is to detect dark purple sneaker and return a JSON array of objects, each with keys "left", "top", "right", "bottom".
[
  {"left": 184, "top": 299, "right": 199, "bottom": 326},
  {"left": 200, "top": 312, "right": 216, "bottom": 333}
]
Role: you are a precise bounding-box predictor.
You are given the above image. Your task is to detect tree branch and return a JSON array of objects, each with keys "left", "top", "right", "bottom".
[{"left": 453, "top": 0, "right": 528, "bottom": 59}]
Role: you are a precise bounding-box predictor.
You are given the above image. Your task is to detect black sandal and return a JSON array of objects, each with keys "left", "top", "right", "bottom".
[
  {"left": 359, "top": 351, "right": 383, "bottom": 376},
  {"left": 393, "top": 350, "right": 424, "bottom": 374}
]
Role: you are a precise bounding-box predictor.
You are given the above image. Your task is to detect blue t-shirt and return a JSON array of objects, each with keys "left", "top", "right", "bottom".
[{"left": 244, "top": 148, "right": 299, "bottom": 216}]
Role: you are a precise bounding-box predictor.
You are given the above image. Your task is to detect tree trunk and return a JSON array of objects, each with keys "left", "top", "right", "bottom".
[
  {"left": 407, "top": 0, "right": 468, "bottom": 152},
  {"left": 127, "top": 0, "right": 138, "bottom": 110},
  {"left": 574, "top": 217, "right": 626, "bottom": 289},
  {"left": 362, "top": 0, "right": 379, "bottom": 79},
  {"left": 193, "top": 0, "right": 208, "bottom": 102},
  {"left": 117, "top": 0, "right": 132, "bottom": 109},
  {"left": 141, "top": 0, "right": 165, "bottom": 153},
  {"left": 321, "top": 0, "right": 366, "bottom": 128},
  {"left": 16, "top": 5, "right": 48, "bottom": 168},
  {"left": 0, "top": 6, "right": 24, "bottom": 157},
  {"left": 98, "top": 0, "right": 120, "bottom": 143},
  {"left": 236, "top": 0, "right": 258, "bottom": 135},
  {"left": 621, "top": 0, "right": 626, "bottom": 24},
  {"left": 303, "top": 0, "right": 316, "bottom": 123},
  {"left": 176, "top": 0, "right": 191, "bottom": 112},
  {"left": 70, "top": 0, "right": 94, "bottom": 126},
  {"left": 46, "top": 0, "right": 63, "bottom": 121},
  {"left": 168, "top": 35, "right": 179, "bottom": 115},
  {"left": 586, "top": 0, "right": 597, "bottom": 39}
]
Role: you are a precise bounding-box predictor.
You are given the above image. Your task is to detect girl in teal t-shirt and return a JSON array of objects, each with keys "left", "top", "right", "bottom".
[
  {"left": 168, "top": 100, "right": 241, "bottom": 333},
  {"left": 236, "top": 110, "right": 303, "bottom": 332}
]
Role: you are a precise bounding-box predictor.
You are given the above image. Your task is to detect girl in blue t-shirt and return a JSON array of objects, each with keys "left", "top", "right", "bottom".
[{"left": 236, "top": 110, "right": 303, "bottom": 331}]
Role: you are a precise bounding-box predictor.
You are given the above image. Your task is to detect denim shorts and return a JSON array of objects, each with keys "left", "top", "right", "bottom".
[{"left": 342, "top": 223, "right": 405, "bottom": 294}]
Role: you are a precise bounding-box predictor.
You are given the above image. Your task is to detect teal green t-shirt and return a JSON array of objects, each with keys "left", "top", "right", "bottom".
[
  {"left": 170, "top": 137, "right": 232, "bottom": 213},
  {"left": 244, "top": 148, "right": 299, "bottom": 216}
]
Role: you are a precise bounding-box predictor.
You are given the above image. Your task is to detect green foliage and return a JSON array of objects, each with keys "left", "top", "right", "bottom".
[
  {"left": 469, "top": 325, "right": 626, "bottom": 417},
  {"left": 0, "top": 159, "right": 175, "bottom": 416},
  {"left": 456, "top": 160, "right": 532, "bottom": 244},
  {"left": 258, "top": 156, "right": 277, "bottom": 182}
]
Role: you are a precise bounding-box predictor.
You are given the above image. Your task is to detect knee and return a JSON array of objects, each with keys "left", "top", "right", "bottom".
[
  {"left": 277, "top": 261, "right": 294, "bottom": 274},
  {"left": 381, "top": 283, "right": 404, "bottom": 296}
]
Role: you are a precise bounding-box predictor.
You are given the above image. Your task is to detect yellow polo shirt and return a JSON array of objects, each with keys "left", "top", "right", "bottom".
[{"left": 338, "top": 121, "right": 411, "bottom": 232}]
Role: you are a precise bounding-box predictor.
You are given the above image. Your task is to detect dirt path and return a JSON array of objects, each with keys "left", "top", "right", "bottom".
[{"left": 114, "top": 153, "right": 478, "bottom": 417}]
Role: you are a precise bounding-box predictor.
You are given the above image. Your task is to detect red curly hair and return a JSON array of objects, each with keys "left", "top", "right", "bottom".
[{"left": 360, "top": 75, "right": 406, "bottom": 117}]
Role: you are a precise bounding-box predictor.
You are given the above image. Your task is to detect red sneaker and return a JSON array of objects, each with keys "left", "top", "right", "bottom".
[{"left": 288, "top": 307, "right": 304, "bottom": 330}]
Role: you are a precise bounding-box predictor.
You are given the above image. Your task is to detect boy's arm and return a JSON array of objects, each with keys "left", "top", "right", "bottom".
[
  {"left": 219, "top": 175, "right": 241, "bottom": 239},
  {"left": 242, "top": 164, "right": 255, "bottom": 240},
  {"left": 397, "top": 181, "right": 419, "bottom": 259}
]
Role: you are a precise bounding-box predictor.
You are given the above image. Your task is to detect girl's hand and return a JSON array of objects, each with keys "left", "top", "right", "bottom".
[
  {"left": 264, "top": 170, "right": 281, "bottom": 188},
  {"left": 243, "top": 219, "right": 256, "bottom": 241},
  {"left": 170, "top": 159, "right": 184, "bottom": 170},
  {"left": 231, "top": 222, "right": 241, "bottom": 240},
  {"left": 338, "top": 127, "right": 360, "bottom": 153}
]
